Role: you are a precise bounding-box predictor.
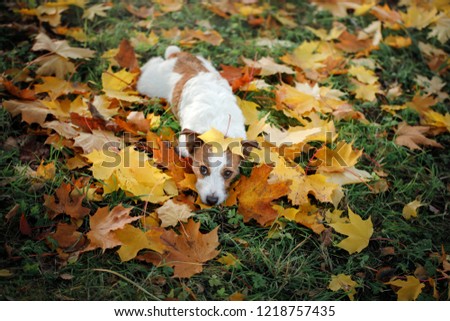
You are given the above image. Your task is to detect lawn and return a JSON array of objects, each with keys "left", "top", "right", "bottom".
[{"left": 0, "top": 0, "right": 449, "bottom": 301}]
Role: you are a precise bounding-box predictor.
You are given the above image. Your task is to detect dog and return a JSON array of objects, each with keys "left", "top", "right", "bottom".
[{"left": 137, "top": 46, "right": 255, "bottom": 205}]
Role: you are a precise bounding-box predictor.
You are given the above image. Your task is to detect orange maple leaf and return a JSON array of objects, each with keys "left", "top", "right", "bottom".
[
  {"left": 47, "top": 222, "right": 88, "bottom": 252},
  {"left": 234, "top": 164, "right": 290, "bottom": 226},
  {"left": 142, "top": 219, "right": 220, "bottom": 278},
  {"left": 151, "top": 136, "right": 189, "bottom": 186},
  {"left": 220, "top": 64, "right": 254, "bottom": 91},
  {"left": 394, "top": 122, "right": 443, "bottom": 150},
  {"left": 43, "top": 182, "right": 90, "bottom": 220},
  {"left": 3, "top": 81, "right": 36, "bottom": 100},
  {"left": 335, "top": 31, "right": 375, "bottom": 54},
  {"left": 84, "top": 204, "right": 140, "bottom": 252},
  {"left": 114, "top": 39, "right": 140, "bottom": 72}
]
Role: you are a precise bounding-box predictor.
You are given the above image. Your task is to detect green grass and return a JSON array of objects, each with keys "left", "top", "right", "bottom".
[{"left": 1, "top": 0, "right": 449, "bottom": 301}]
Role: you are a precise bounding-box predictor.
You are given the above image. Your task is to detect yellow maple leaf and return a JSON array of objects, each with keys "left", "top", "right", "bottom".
[
  {"left": 328, "top": 274, "right": 358, "bottom": 300},
  {"left": 288, "top": 174, "right": 342, "bottom": 206},
  {"left": 268, "top": 156, "right": 305, "bottom": 183},
  {"left": 155, "top": 199, "right": 194, "bottom": 227},
  {"left": 54, "top": 26, "right": 88, "bottom": 42},
  {"left": 34, "top": 76, "right": 88, "bottom": 100},
  {"left": 401, "top": 5, "right": 438, "bottom": 30},
  {"left": 381, "top": 104, "right": 407, "bottom": 115},
  {"left": 229, "top": 292, "right": 245, "bottom": 301},
  {"left": 217, "top": 252, "right": 240, "bottom": 267},
  {"left": 276, "top": 83, "right": 318, "bottom": 115},
  {"left": 84, "top": 146, "right": 177, "bottom": 203},
  {"left": 154, "top": 0, "right": 183, "bottom": 13},
  {"left": 130, "top": 31, "right": 160, "bottom": 49},
  {"left": 263, "top": 124, "right": 321, "bottom": 147},
  {"left": 36, "top": 161, "right": 56, "bottom": 181},
  {"left": 198, "top": 127, "right": 244, "bottom": 157},
  {"left": 313, "top": 141, "right": 363, "bottom": 172},
  {"left": 352, "top": 81, "right": 382, "bottom": 101},
  {"left": 384, "top": 35, "right": 412, "bottom": 48},
  {"left": 298, "top": 113, "right": 337, "bottom": 142},
  {"left": 102, "top": 68, "right": 141, "bottom": 102},
  {"left": 421, "top": 110, "right": 450, "bottom": 134},
  {"left": 273, "top": 203, "right": 325, "bottom": 234},
  {"left": 348, "top": 65, "right": 378, "bottom": 84},
  {"left": 402, "top": 200, "right": 424, "bottom": 220},
  {"left": 306, "top": 22, "right": 346, "bottom": 41},
  {"left": 280, "top": 41, "right": 329, "bottom": 71},
  {"left": 115, "top": 225, "right": 165, "bottom": 262},
  {"left": 325, "top": 209, "right": 348, "bottom": 224},
  {"left": 237, "top": 98, "right": 259, "bottom": 126},
  {"left": 241, "top": 57, "right": 295, "bottom": 76},
  {"left": 319, "top": 167, "right": 372, "bottom": 186},
  {"left": 102, "top": 68, "right": 137, "bottom": 91},
  {"left": 387, "top": 276, "right": 425, "bottom": 301},
  {"left": 329, "top": 206, "right": 373, "bottom": 254}
]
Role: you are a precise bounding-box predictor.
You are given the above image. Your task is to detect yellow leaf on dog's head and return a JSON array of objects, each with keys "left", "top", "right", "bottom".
[{"left": 198, "top": 128, "right": 244, "bottom": 157}]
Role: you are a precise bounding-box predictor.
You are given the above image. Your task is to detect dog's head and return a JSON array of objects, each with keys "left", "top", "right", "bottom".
[{"left": 178, "top": 129, "right": 258, "bottom": 206}]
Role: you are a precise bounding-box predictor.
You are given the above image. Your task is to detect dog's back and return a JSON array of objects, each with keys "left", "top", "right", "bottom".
[{"left": 137, "top": 46, "right": 246, "bottom": 139}]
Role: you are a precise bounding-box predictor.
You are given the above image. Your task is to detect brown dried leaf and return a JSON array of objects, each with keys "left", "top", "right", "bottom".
[
  {"left": 155, "top": 219, "right": 220, "bottom": 278},
  {"left": 84, "top": 204, "right": 140, "bottom": 252},
  {"left": 44, "top": 182, "right": 90, "bottom": 220},
  {"left": 234, "top": 164, "right": 290, "bottom": 226},
  {"left": 395, "top": 122, "right": 443, "bottom": 150}
]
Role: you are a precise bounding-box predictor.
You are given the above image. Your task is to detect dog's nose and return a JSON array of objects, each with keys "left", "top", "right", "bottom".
[{"left": 206, "top": 195, "right": 219, "bottom": 205}]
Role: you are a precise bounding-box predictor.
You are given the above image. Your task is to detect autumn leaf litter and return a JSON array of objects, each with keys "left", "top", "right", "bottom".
[{"left": 0, "top": 0, "right": 449, "bottom": 301}]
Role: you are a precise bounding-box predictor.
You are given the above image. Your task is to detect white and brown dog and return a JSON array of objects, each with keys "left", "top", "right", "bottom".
[{"left": 137, "top": 46, "right": 255, "bottom": 205}]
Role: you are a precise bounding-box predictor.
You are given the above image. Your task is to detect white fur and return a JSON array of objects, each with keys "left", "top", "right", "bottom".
[
  {"left": 137, "top": 47, "right": 247, "bottom": 205},
  {"left": 177, "top": 73, "right": 246, "bottom": 138},
  {"left": 137, "top": 57, "right": 180, "bottom": 102}
]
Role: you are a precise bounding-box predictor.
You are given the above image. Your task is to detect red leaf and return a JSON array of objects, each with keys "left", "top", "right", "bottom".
[
  {"left": 20, "top": 213, "right": 32, "bottom": 236},
  {"left": 220, "top": 65, "right": 254, "bottom": 91},
  {"left": 114, "top": 39, "right": 140, "bottom": 72}
]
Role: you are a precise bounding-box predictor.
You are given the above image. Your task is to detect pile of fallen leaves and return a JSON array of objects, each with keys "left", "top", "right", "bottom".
[{"left": 1, "top": 0, "right": 449, "bottom": 300}]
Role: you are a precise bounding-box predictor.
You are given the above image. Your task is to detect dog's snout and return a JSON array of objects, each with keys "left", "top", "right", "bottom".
[{"left": 206, "top": 194, "right": 219, "bottom": 205}]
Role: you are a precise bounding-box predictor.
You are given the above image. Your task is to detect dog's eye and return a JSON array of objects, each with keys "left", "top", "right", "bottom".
[
  {"left": 223, "top": 170, "right": 233, "bottom": 179},
  {"left": 199, "top": 165, "right": 209, "bottom": 176}
]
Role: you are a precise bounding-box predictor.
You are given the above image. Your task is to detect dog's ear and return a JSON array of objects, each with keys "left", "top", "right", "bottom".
[
  {"left": 242, "top": 140, "right": 260, "bottom": 158},
  {"left": 179, "top": 128, "right": 203, "bottom": 155}
]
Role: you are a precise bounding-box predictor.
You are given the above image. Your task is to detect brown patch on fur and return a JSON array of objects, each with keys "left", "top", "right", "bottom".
[
  {"left": 168, "top": 52, "right": 209, "bottom": 116},
  {"left": 190, "top": 144, "right": 241, "bottom": 189},
  {"left": 223, "top": 152, "right": 241, "bottom": 189}
]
